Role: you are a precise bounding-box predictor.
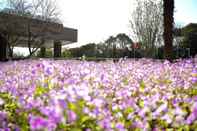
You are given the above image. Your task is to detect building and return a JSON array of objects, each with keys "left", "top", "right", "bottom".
[{"left": 0, "top": 12, "right": 77, "bottom": 60}]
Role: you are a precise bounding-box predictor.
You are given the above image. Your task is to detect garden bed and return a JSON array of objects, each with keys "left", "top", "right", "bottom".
[{"left": 0, "top": 58, "right": 196, "bottom": 130}]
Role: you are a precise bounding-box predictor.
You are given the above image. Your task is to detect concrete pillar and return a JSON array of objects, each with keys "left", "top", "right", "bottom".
[
  {"left": 0, "top": 34, "right": 8, "bottom": 61},
  {"left": 40, "top": 47, "right": 46, "bottom": 58},
  {"left": 53, "top": 41, "right": 62, "bottom": 57}
]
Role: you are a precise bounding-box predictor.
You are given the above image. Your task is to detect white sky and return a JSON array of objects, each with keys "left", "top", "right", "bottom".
[
  {"left": 174, "top": 0, "right": 197, "bottom": 27},
  {"left": 58, "top": 0, "right": 135, "bottom": 48}
]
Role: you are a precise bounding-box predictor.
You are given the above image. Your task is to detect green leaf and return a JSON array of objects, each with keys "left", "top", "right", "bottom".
[
  {"left": 34, "top": 86, "right": 49, "bottom": 97},
  {"left": 138, "top": 99, "right": 144, "bottom": 108},
  {"left": 81, "top": 116, "right": 91, "bottom": 124},
  {"left": 139, "top": 81, "right": 145, "bottom": 92}
]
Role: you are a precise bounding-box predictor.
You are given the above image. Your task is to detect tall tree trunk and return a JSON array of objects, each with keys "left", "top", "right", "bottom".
[
  {"left": 7, "top": 42, "right": 13, "bottom": 58},
  {"left": 163, "top": 0, "right": 174, "bottom": 61},
  {"left": 0, "top": 34, "right": 8, "bottom": 61}
]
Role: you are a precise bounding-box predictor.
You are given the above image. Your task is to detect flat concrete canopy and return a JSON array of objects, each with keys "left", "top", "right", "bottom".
[{"left": 0, "top": 12, "right": 77, "bottom": 47}]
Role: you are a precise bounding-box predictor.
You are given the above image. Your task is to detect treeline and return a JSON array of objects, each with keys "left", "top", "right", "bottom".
[
  {"left": 36, "top": 33, "right": 141, "bottom": 59},
  {"left": 35, "top": 31, "right": 197, "bottom": 59},
  {"left": 34, "top": 26, "right": 197, "bottom": 60},
  {"left": 65, "top": 45, "right": 192, "bottom": 59}
]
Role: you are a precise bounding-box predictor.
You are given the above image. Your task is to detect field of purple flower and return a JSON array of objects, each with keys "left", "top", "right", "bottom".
[{"left": 0, "top": 58, "right": 197, "bottom": 130}]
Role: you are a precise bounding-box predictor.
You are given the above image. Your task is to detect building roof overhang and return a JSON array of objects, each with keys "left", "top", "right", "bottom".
[{"left": 0, "top": 12, "right": 77, "bottom": 47}]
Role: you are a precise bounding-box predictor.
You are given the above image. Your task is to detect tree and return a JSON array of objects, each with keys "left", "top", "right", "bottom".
[
  {"left": 105, "top": 36, "right": 116, "bottom": 58},
  {"left": 36, "top": 48, "right": 53, "bottom": 58},
  {"left": 62, "top": 49, "right": 72, "bottom": 58},
  {"left": 181, "top": 23, "right": 197, "bottom": 57},
  {"left": 116, "top": 33, "right": 133, "bottom": 49},
  {"left": 80, "top": 43, "right": 97, "bottom": 57},
  {"left": 163, "top": 0, "right": 174, "bottom": 61},
  {"left": 105, "top": 33, "right": 132, "bottom": 58},
  {"left": 96, "top": 42, "right": 109, "bottom": 58},
  {"left": 6, "top": 0, "right": 32, "bottom": 15},
  {"left": 130, "top": 0, "right": 163, "bottom": 58},
  {"left": 0, "top": 0, "right": 61, "bottom": 58}
]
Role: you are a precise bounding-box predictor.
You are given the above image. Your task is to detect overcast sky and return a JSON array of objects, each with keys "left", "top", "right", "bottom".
[
  {"left": 57, "top": 0, "right": 197, "bottom": 48},
  {"left": 58, "top": 0, "right": 134, "bottom": 48}
]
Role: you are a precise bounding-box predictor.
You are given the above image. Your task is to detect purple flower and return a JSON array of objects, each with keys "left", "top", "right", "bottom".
[
  {"left": 4, "top": 128, "right": 11, "bottom": 131},
  {"left": 93, "top": 107, "right": 100, "bottom": 116},
  {"left": 45, "top": 67, "right": 53, "bottom": 75},
  {"left": 92, "top": 98, "right": 104, "bottom": 107},
  {"left": 191, "top": 77, "right": 197, "bottom": 83},
  {"left": 186, "top": 113, "right": 196, "bottom": 125},
  {"left": 161, "top": 114, "right": 172, "bottom": 124},
  {"left": 85, "top": 128, "right": 91, "bottom": 131},
  {"left": 67, "top": 110, "right": 77, "bottom": 123},
  {"left": 115, "top": 123, "right": 125, "bottom": 131},
  {"left": 98, "top": 118, "right": 111, "bottom": 129},
  {"left": 58, "top": 99, "right": 67, "bottom": 109},
  {"left": 132, "top": 120, "right": 144, "bottom": 129},
  {"left": 0, "top": 111, "right": 8, "bottom": 128},
  {"left": 29, "top": 115, "right": 48, "bottom": 130},
  {"left": 186, "top": 103, "right": 197, "bottom": 124}
]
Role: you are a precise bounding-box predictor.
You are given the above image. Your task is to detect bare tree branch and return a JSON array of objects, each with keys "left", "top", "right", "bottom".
[{"left": 129, "top": 0, "right": 163, "bottom": 57}]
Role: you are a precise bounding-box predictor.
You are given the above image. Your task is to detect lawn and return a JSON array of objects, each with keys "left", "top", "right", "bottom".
[{"left": 0, "top": 58, "right": 196, "bottom": 130}]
